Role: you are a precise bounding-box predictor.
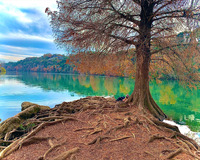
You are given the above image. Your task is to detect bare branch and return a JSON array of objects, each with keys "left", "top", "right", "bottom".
[
  {"left": 109, "top": 34, "right": 137, "bottom": 45},
  {"left": 108, "top": 1, "right": 140, "bottom": 26},
  {"left": 111, "top": 23, "right": 140, "bottom": 33}
]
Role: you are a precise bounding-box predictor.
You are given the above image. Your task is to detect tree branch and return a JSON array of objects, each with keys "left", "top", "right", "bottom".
[
  {"left": 151, "top": 58, "right": 175, "bottom": 71},
  {"left": 108, "top": 1, "right": 140, "bottom": 26},
  {"left": 153, "top": 11, "right": 200, "bottom": 21},
  {"left": 111, "top": 23, "right": 140, "bottom": 33},
  {"left": 109, "top": 34, "right": 137, "bottom": 45},
  {"left": 151, "top": 43, "right": 190, "bottom": 55}
]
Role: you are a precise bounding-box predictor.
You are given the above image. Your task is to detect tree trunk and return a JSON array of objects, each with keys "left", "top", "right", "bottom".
[
  {"left": 127, "top": 47, "right": 167, "bottom": 121},
  {"left": 127, "top": 0, "right": 167, "bottom": 121}
]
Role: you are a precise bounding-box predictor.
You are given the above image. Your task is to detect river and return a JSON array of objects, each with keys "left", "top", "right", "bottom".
[{"left": 0, "top": 72, "right": 199, "bottom": 133}]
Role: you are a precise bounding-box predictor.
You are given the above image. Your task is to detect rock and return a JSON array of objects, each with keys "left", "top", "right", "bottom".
[
  {"left": 38, "top": 105, "right": 51, "bottom": 111},
  {"left": 21, "top": 102, "right": 35, "bottom": 111},
  {"left": 18, "top": 105, "right": 50, "bottom": 120},
  {"left": 0, "top": 117, "right": 21, "bottom": 139},
  {"left": 21, "top": 102, "right": 49, "bottom": 111},
  {"left": 0, "top": 103, "right": 50, "bottom": 139}
]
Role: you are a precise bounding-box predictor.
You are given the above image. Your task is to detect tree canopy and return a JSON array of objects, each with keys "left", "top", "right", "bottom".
[
  {"left": 46, "top": 0, "right": 199, "bottom": 51},
  {"left": 46, "top": 0, "right": 200, "bottom": 120}
]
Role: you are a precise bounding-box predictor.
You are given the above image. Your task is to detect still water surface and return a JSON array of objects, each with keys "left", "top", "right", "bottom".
[{"left": 0, "top": 72, "right": 199, "bottom": 132}]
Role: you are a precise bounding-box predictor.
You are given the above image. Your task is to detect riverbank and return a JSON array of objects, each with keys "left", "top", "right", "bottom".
[{"left": 0, "top": 96, "right": 200, "bottom": 160}]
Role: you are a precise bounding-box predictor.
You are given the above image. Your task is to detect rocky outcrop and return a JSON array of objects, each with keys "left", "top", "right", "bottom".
[
  {"left": 18, "top": 105, "right": 50, "bottom": 120},
  {"left": 21, "top": 102, "right": 50, "bottom": 111},
  {"left": 0, "top": 117, "right": 21, "bottom": 139},
  {"left": 0, "top": 102, "right": 50, "bottom": 139}
]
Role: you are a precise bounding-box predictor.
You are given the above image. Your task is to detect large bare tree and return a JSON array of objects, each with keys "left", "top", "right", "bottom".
[{"left": 46, "top": 0, "right": 200, "bottom": 121}]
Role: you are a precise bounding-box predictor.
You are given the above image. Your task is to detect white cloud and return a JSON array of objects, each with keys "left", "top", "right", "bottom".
[
  {"left": 0, "top": 52, "right": 30, "bottom": 61},
  {"left": 0, "top": 32, "right": 54, "bottom": 42},
  {"left": 0, "top": 50, "right": 42, "bottom": 57},
  {"left": 0, "top": 0, "right": 57, "bottom": 11},
  {"left": 0, "top": 45, "right": 55, "bottom": 56},
  {"left": 0, "top": 0, "right": 63, "bottom": 62},
  {"left": 0, "top": 0, "right": 58, "bottom": 24},
  {"left": 0, "top": 45, "right": 30, "bottom": 52},
  {"left": 0, "top": 3, "right": 31, "bottom": 24},
  {"left": 0, "top": 50, "right": 45, "bottom": 62}
]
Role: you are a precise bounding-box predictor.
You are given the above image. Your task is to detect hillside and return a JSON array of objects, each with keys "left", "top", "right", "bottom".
[{"left": 3, "top": 54, "right": 74, "bottom": 73}]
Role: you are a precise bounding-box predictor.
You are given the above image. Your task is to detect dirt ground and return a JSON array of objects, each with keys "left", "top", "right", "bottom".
[{"left": 1, "top": 97, "right": 200, "bottom": 160}]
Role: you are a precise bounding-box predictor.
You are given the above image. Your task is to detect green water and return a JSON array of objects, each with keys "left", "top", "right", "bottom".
[{"left": 0, "top": 72, "right": 199, "bottom": 132}]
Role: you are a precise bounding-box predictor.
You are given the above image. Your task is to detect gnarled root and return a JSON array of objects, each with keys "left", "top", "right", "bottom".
[
  {"left": 0, "top": 117, "right": 78, "bottom": 159},
  {"left": 110, "top": 136, "right": 131, "bottom": 142},
  {"left": 152, "top": 119, "right": 180, "bottom": 133},
  {"left": 50, "top": 147, "right": 79, "bottom": 160},
  {"left": 88, "top": 136, "right": 110, "bottom": 145},
  {"left": 0, "top": 138, "right": 22, "bottom": 159},
  {"left": 148, "top": 135, "right": 167, "bottom": 143},
  {"left": 20, "top": 136, "right": 52, "bottom": 147},
  {"left": 171, "top": 132, "right": 199, "bottom": 150},
  {"left": 166, "top": 148, "right": 182, "bottom": 159},
  {"left": 39, "top": 141, "right": 67, "bottom": 160}
]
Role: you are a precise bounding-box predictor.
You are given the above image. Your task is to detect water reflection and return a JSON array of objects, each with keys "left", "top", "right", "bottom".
[
  {"left": 12, "top": 72, "right": 134, "bottom": 97},
  {"left": 1, "top": 72, "right": 200, "bottom": 132}
]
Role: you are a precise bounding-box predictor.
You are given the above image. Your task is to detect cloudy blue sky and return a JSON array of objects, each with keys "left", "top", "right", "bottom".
[{"left": 0, "top": 0, "right": 65, "bottom": 62}]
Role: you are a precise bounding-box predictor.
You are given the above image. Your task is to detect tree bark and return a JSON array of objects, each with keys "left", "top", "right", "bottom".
[
  {"left": 127, "top": 0, "right": 167, "bottom": 121},
  {"left": 127, "top": 47, "right": 167, "bottom": 121}
]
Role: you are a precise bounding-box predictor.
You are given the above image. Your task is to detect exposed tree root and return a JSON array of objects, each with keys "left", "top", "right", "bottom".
[
  {"left": 185, "top": 140, "right": 198, "bottom": 152},
  {"left": 39, "top": 141, "right": 67, "bottom": 160},
  {"left": 48, "top": 139, "right": 54, "bottom": 148},
  {"left": 88, "top": 128, "right": 102, "bottom": 135},
  {"left": 166, "top": 148, "right": 182, "bottom": 159},
  {"left": 39, "top": 116, "right": 66, "bottom": 121},
  {"left": 0, "top": 117, "right": 79, "bottom": 159},
  {"left": 110, "top": 136, "right": 131, "bottom": 142},
  {"left": 148, "top": 135, "right": 167, "bottom": 143},
  {"left": 171, "top": 132, "right": 199, "bottom": 150},
  {"left": 35, "top": 113, "right": 51, "bottom": 119},
  {"left": 50, "top": 147, "right": 79, "bottom": 160},
  {"left": 74, "top": 127, "right": 94, "bottom": 132},
  {"left": 161, "top": 149, "right": 175, "bottom": 155},
  {"left": 0, "top": 146, "right": 6, "bottom": 150},
  {"left": 140, "top": 115, "right": 158, "bottom": 127},
  {"left": 152, "top": 119, "right": 180, "bottom": 133},
  {"left": 104, "top": 115, "right": 116, "bottom": 123},
  {"left": 142, "top": 123, "right": 151, "bottom": 132},
  {"left": 144, "top": 151, "right": 155, "bottom": 158},
  {"left": 131, "top": 132, "right": 136, "bottom": 139},
  {"left": 42, "top": 144, "right": 61, "bottom": 159},
  {"left": 0, "top": 138, "right": 22, "bottom": 159},
  {"left": 138, "top": 115, "right": 199, "bottom": 153},
  {"left": 20, "top": 136, "right": 52, "bottom": 147},
  {"left": 114, "top": 106, "right": 130, "bottom": 112},
  {"left": 88, "top": 136, "right": 110, "bottom": 145},
  {"left": 105, "top": 117, "right": 131, "bottom": 135},
  {"left": 0, "top": 140, "right": 13, "bottom": 145},
  {"left": 174, "top": 140, "right": 200, "bottom": 160},
  {"left": 105, "top": 125, "right": 124, "bottom": 135},
  {"left": 26, "top": 117, "right": 78, "bottom": 139},
  {"left": 4, "top": 129, "right": 17, "bottom": 141},
  {"left": 124, "top": 117, "right": 131, "bottom": 127},
  {"left": 132, "top": 116, "right": 152, "bottom": 133}
]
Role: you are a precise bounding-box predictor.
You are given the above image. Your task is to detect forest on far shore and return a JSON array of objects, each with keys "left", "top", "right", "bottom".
[{"left": 2, "top": 54, "right": 74, "bottom": 73}]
